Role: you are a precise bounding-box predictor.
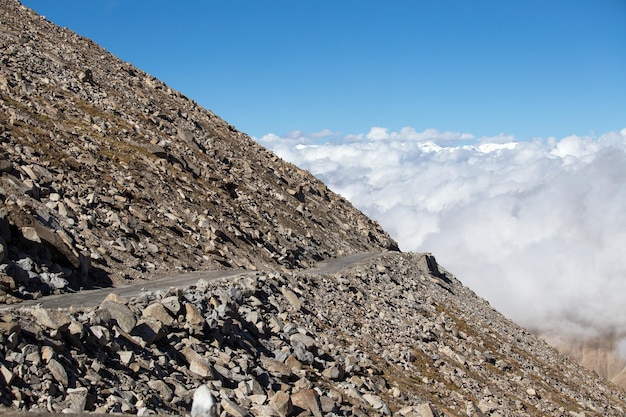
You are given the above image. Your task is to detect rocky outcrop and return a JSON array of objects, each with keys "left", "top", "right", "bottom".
[
  {"left": 0, "top": 0, "right": 397, "bottom": 301},
  {"left": 1, "top": 253, "right": 625, "bottom": 416}
]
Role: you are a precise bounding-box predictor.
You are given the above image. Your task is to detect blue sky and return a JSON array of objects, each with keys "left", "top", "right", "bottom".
[{"left": 20, "top": 0, "right": 626, "bottom": 141}]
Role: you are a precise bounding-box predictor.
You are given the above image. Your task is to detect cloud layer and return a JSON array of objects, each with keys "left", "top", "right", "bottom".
[{"left": 258, "top": 127, "right": 626, "bottom": 338}]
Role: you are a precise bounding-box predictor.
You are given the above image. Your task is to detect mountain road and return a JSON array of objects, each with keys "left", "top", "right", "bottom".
[{"left": 1, "top": 252, "right": 386, "bottom": 310}]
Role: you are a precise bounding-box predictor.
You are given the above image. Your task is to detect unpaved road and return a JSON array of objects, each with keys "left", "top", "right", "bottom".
[{"left": 1, "top": 252, "right": 386, "bottom": 310}]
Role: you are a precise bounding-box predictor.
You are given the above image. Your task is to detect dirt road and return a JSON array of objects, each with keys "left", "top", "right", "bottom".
[{"left": 1, "top": 252, "right": 386, "bottom": 310}]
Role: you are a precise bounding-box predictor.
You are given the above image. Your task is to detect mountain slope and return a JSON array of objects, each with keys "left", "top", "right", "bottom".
[
  {"left": 0, "top": 0, "right": 397, "bottom": 301},
  {"left": 1, "top": 2, "right": 626, "bottom": 416},
  {"left": 1, "top": 253, "right": 626, "bottom": 416}
]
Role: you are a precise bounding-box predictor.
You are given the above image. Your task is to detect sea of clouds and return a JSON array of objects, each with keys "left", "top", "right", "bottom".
[{"left": 257, "top": 127, "right": 626, "bottom": 339}]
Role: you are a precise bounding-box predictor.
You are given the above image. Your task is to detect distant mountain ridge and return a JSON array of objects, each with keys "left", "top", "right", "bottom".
[
  {"left": 0, "top": 0, "right": 397, "bottom": 300},
  {"left": 542, "top": 331, "right": 626, "bottom": 390}
]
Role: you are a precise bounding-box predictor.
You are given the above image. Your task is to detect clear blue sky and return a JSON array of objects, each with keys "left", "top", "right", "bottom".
[{"left": 20, "top": 0, "right": 626, "bottom": 140}]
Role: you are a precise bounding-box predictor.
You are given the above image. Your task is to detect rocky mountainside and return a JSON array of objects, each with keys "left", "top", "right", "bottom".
[
  {"left": 1, "top": 252, "right": 626, "bottom": 416},
  {"left": 1, "top": 2, "right": 626, "bottom": 417},
  {"left": 0, "top": 0, "right": 397, "bottom": 301}
]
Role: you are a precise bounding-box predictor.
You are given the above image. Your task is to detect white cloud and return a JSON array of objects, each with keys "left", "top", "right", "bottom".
[
  {"left": 256, "top": 127, "right": 626, "bottom": 339},
  {"left": 310, "top": 128, "right": 340, "bottom": 139},
  {"left": 364, "top": 126, "right": 475, "bottom": 144},
  {"left": 366, "top": 127, "right": 390, "bottom": 141}
]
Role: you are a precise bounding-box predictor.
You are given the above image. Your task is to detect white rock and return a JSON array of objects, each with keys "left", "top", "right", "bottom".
[{"left": 191, "top": 385, "right": 217, "bottom": 417}]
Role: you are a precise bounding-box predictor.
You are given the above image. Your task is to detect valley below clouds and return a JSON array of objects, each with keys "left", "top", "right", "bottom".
[{"left": 258, "top": 127, "right": 626, "bottom": 341}]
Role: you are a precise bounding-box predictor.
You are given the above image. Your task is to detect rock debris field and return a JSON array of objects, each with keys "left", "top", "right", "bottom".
[{"left": 1, "top": 253, "right": 625, "bottom": 417}]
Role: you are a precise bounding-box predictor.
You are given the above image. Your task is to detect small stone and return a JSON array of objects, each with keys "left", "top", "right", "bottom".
[
  {"left": 0, "top": 364, "right": 14, "bottom": 385},
  {"left": 269, "top": 391, "right": 292, "bottom": 417},
  {"left": 21, "top": 226, "right": 41, "bottom": 243},
  {"left": 415, "top": 403, "right": 436, "bottom": 417},
  {"left": 0, "top": 274, "right": 15, "bottom": 291},
  {"left": 143, "top": 302, "right": 175, "bottom": 326},
  {"left": 47, "top": 358, "right": 68, "bottom": 386},
  {"left": 88, "top": 325, "right": 109, "bottom": 346},
  {"left": 41, "top": 345, "right": 55, "bottom": 362},
  {"left": 0, "top": 159, "right": 12, "bottom": 173},
  {"left": 189, "top": 359, "right": 212, "bottom": 378},
  {"left": 0, "top": 312, "right": 20, "bottom": 334},
  {"left": 213, "top": 364, "right": 233, "bottom": 381},
  {"left": 65, "top": 387, "right": 88, "bottom": 412},
  {"left": 363, "top": 393, "right": 385, "bottom": 410},
  {"left": 185, "top": 303, "right": 205, "bottom": 327},
  {"left": 281, "top": 287, "right": 302, "bottom": 311},
  {"left": 181, "top": 346, "right": 204, "bottom": 363},
  {"left": 118, "top": 350, "right": 134, "bottom": 365},
  {"left": 29, "top": 307, "right": 71, "bottom": 330},
  {"left": 294, "top": 377, "right": 313, "bottom": 391},
  {"left": 322, "top": 365, "right": 344, "bottom": 381},
  {"left": 291, "top": 389, "right": 322, "bottom": 417},
  {"left": 261, "top": 356, "right": 293, "bottom": 380},
  {"left": 100, "top": 298, "right": 136, "bottom": 333},
  {"left": 247, "top": 378, "right": 265, "bottom": 396},
  {"left": 68, "top": 321, "right": 84, "bottom": 336},
  {"left": 249, "top": 394, "right": 267, "bottom": 405},
  {"left": 137, "top": 407, "right": 150, "bottom": 416},
  {"left": 250, "top": 404, "right": 279, "bottom": 416},
  {"left": 131, "top": 318, "right": 165, "bottom": 344},
  {"left": 220, "top": 397, "right": 248, "bottom": 417},
  {"left": 191, "top": 385, "right": 217, "bottom": 417},
  {"left": 161, "top": 295, "right": 181, "bottom": 315},
  {"left": 319, "top": 395, "right": 338, "bottom": 414},
  {"left": 285, "top": 355, "right": 302, "bottom": 371},
  {"left": 289, "top": 332, "right": 316, "bottom": 350},
  {"left": 148, "top": 380, "right": 174, "bottom": 402}
]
